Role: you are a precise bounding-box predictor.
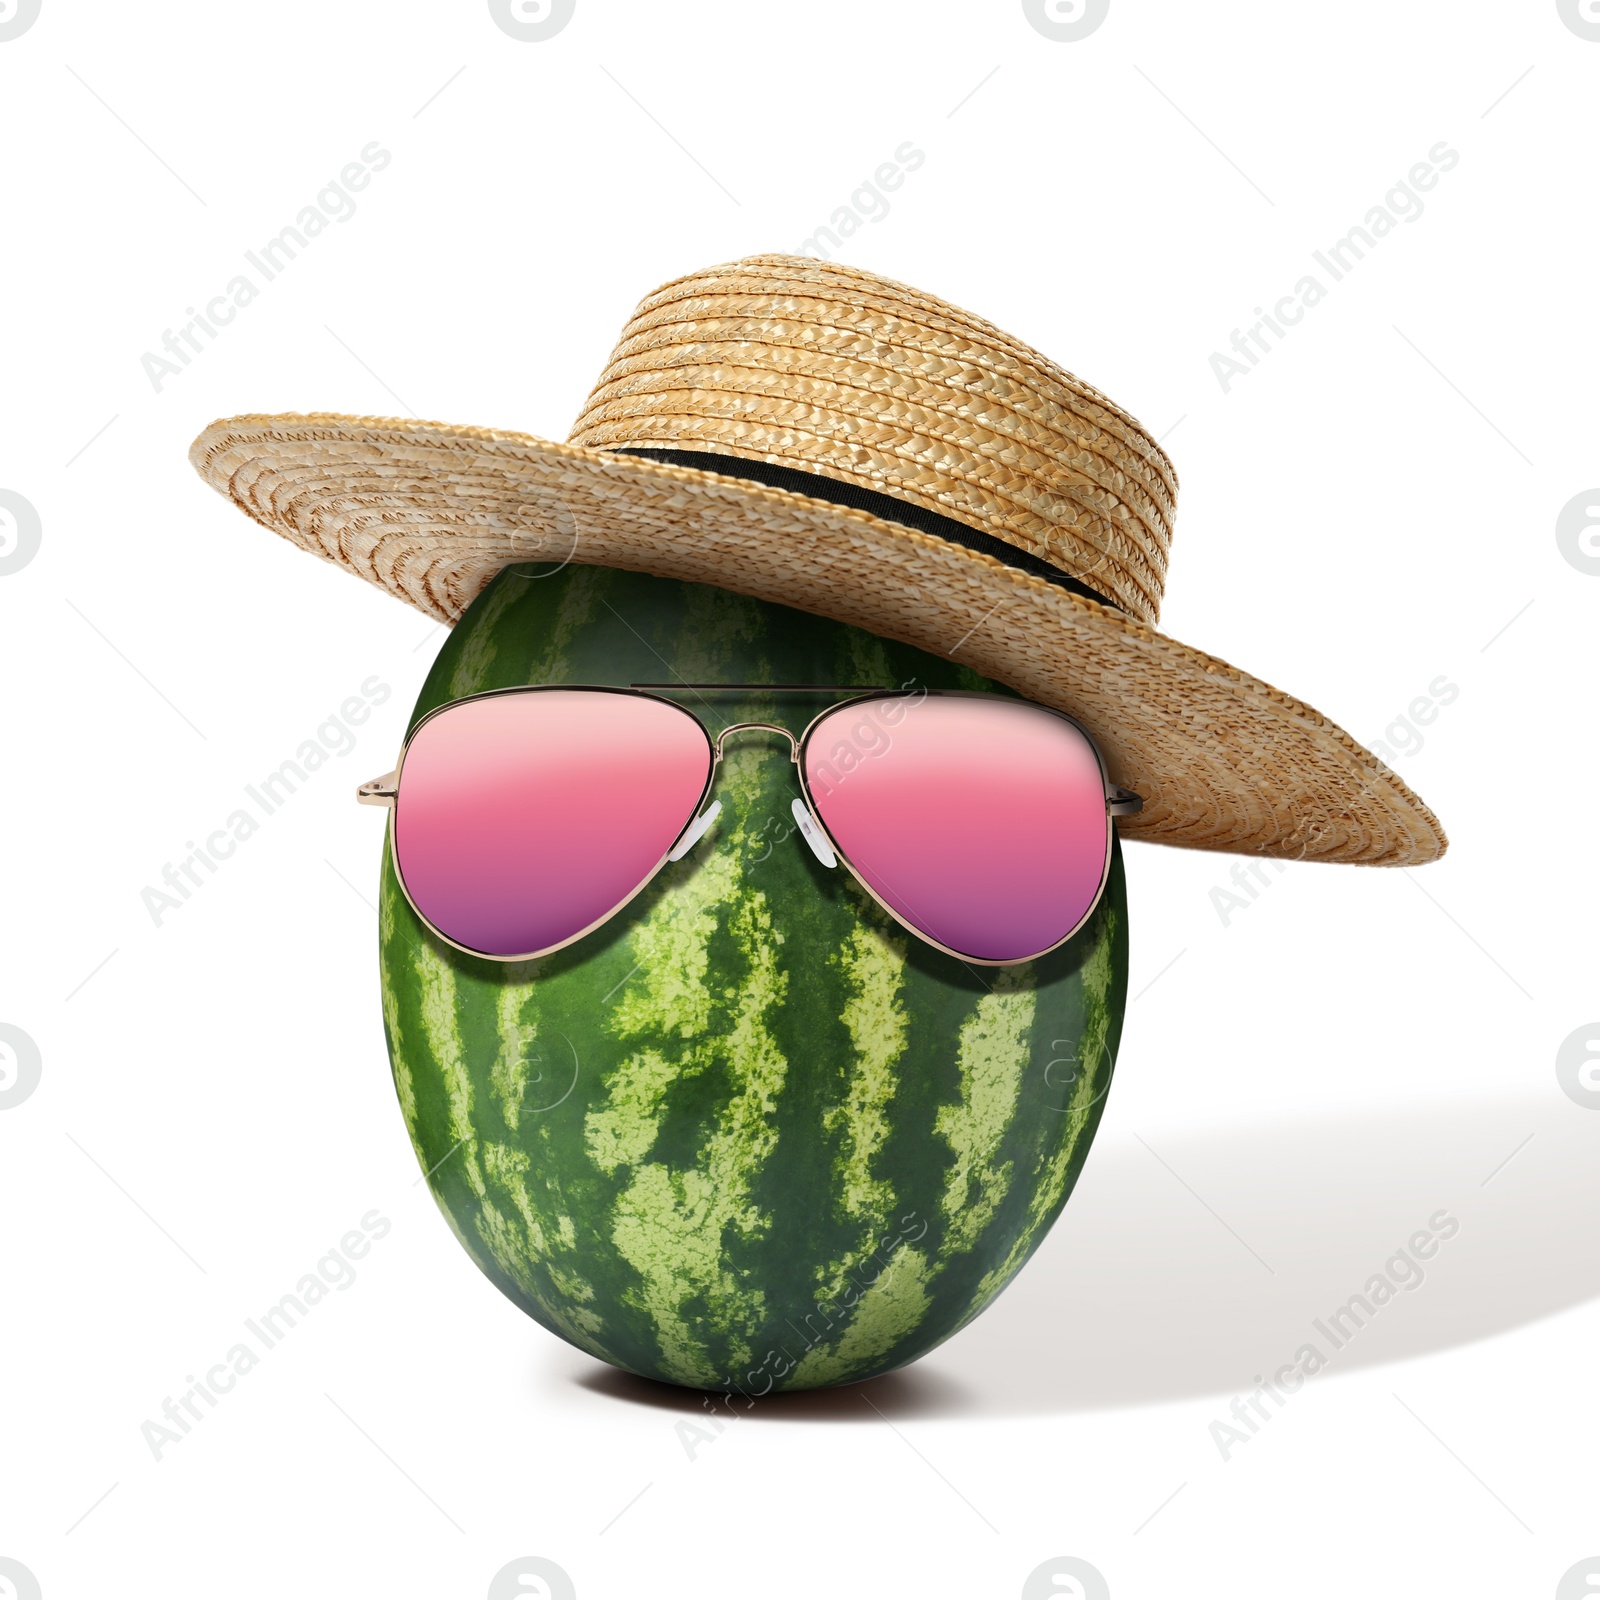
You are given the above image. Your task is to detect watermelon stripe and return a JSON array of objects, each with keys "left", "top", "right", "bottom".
[
  {"left": 823, "top": 920, "right": 907, "bottom": 1225},
  {"left": 409, "top": 938, "right": 485, "bottom": 1201},
  {"left": 584, "top": 747, "right": 794, "bottom": 1385},
  {"left": 378, "top": 867, "right": 419, "bottom": 1143},
  {"left": 488, "top": 961, "right": 542, "bottom": 1133},
  {"left": 935, "top": 969, "right": 1038, "bottom": 1257},
  {"left": 962, "top": 904, "right": 1118, "bottom": 1329},
  {"left": 443, "top": 569, "right": 520, "bottom": 702},
  {"left": 789, "top": 1243, "right": 933, "bottom": 1386},
  {"left": 779, "top": 915, "right": 917, "bottom": 1385}
]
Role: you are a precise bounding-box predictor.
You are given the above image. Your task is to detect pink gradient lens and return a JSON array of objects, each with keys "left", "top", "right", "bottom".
[
  {"left": 393, "top": 690, "right": 712, "bottom": 958},
  {"left": 802, "top": 696, "right": 1110, "bottom": 963}
]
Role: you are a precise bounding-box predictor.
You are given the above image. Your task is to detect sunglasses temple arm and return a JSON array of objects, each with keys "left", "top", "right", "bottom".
[
  {"left": 1107, "top": 787, "right": 1143, "bottom": 817},
  {"left": 358, "top": 770, "right": 398, "bottom": 807}
]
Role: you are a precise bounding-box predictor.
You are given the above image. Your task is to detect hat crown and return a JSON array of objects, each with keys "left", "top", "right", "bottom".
[{"left": 567, "top": 254, "right": 1177, "bottom": 624}]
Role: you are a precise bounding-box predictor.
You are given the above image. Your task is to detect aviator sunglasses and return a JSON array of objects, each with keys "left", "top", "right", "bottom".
[{"left": 357, "top": 685, "right": 1143, "bottom": 967}]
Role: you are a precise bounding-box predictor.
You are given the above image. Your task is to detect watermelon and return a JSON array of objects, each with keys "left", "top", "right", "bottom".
[{"left": 379, "top": 562, "right": 1128, "bottom": 1391}]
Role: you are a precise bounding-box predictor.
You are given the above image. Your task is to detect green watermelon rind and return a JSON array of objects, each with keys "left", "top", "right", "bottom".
[{"left": 378, "top": 564, "right": 1127, "bottom": 1392}]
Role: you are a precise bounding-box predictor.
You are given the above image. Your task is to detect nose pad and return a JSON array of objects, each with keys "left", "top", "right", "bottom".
[
  {"left": 790, "top": 798, "right": 838, "bottom": 868},
  {"left": 668, "top": 799, "right": 722, "bottom": 861}
]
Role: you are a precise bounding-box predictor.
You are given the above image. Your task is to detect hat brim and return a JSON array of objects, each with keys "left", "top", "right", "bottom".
[{"left": 189, "top": 412, "right": 1445, "bottom": 866}]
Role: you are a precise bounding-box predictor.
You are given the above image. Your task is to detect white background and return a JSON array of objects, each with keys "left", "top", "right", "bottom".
[{"left": 2, "top": 2, "right": 1597, "bottom": 1596}]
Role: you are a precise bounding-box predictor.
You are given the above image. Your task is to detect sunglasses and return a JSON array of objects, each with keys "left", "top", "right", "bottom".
[{"left": 357, "top": 684, "right": 1142, "bottom": 967}]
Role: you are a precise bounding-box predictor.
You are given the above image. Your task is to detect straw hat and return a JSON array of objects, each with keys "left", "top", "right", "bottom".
[{"left": 189, "top": 253, "right": 1445, "bottom": 866}]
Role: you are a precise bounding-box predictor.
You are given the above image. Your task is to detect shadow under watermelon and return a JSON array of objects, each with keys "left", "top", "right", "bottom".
[
  {"left": 556, "top": 1091, "right": 1597, "bottom": 1419},
  {"left": 923, "top": 1089, "right": 1599, "bottom": 1416}
]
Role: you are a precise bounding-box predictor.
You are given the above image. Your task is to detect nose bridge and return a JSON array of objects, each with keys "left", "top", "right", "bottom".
[{"left": 714, "top": 721, "right": 799, "bottom": 762}]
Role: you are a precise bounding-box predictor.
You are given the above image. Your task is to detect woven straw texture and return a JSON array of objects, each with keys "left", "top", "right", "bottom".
[
  {"left": 570, "top": 255, "right": 1176, "bottom": 625},
  {"left": 188, "top": 255, "right": 1445, "bottom": 866}
]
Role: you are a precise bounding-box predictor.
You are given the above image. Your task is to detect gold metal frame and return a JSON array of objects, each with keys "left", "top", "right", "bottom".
[{"left": 358, "top": 683, "right": 1142, "bottom": 967}]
